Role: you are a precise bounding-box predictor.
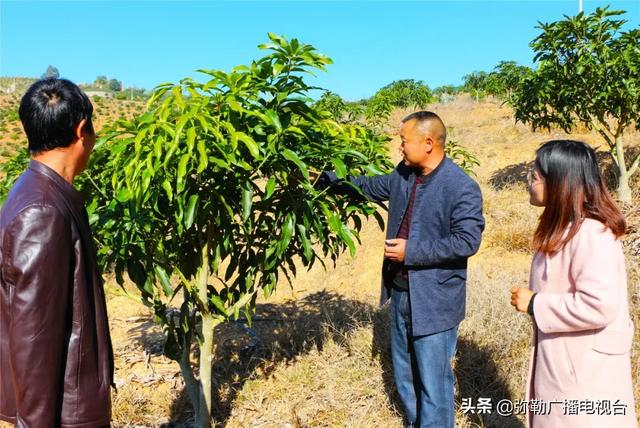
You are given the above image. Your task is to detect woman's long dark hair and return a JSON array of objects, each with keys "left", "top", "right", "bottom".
[{"left": 533, "top": 140, "right": 626, "bottom": 253}]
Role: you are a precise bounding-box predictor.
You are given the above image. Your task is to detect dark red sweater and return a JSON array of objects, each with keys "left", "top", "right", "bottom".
[{"left": 391, "top": 172, "right": 425, "bottom": 282}]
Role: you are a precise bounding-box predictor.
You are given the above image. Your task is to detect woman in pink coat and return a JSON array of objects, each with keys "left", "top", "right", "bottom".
[{"left": 510, "top": 140, "right": 637, "bottom": 428}]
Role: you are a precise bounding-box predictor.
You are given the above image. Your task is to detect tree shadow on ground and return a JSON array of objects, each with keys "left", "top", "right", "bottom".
[
  {"left": 456, "top": 337, "right": 525, "bottom": 428},
  {"left": 488, "top": 146, "right": 640, "bottom": 193},
  {"left": 372, "top": 309, "right": 525, "bottom": 428},
  {"left": 371, "top": 304, "right": 402, "bottom": 415},
  {"left": 489, "top": 161, "right": 532, "bottom": 191},
  {"left": 127, "top": 291, "right": 526, "bottom": 427},
  {"left": 127, "top": 290, "right": 380, "bottom": 427},
  {"left": 127, "top": 319, "right": 165, "bottom": 356}
]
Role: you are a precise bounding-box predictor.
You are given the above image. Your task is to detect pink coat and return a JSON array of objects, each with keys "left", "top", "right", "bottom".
[{"left": 526, "top": 218, "right": 637, "bottom": 427}]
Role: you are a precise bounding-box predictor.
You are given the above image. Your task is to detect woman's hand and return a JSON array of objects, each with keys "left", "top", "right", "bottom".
[{"left": 510, "top": 287, "right": 534, "bottom": 313}]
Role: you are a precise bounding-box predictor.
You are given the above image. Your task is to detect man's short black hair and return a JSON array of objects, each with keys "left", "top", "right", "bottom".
[
  {"left": 402, "top": 110, "right": 446, "bottom": 145},
  {"left": 19, "top": 78, "right": 94, "bottom": 155}
]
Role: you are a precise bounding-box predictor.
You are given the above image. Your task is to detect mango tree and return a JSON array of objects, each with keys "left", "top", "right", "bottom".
[
  {"left": 369, "top": 79, "right": 434, "bottom": 109},
  {"left": 513, "top": 7, "right": 640, "bottom": 203},
  {"left": 91, "top": 34, "right": 391, "bottom": 426},
  {"left": 314, "top": 91, "right": 365, "bottom": 124},
  {"left": 463, "top": 71, "right": 491, "bottom": 102},
  {"left": 489, "top": 61, "right": 532, "bottom": 103}
]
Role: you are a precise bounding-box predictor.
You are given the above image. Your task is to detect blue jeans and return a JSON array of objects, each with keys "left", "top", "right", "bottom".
[{"left": 390, "top": 288, "right": 458, "bottom": 428}]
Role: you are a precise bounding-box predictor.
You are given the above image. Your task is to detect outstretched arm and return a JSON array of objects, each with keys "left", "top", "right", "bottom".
[{"left": 316, "top": 170, "right": 394, "bottom": 203}]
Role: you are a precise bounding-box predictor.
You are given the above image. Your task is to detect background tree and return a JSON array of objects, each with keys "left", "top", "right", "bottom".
[
  {"left": 364, "top": 95, "right": 393, "bottom": 129},
  {"left": 513, "top": 7, "right": 640, "bottom": 202},
  {"left": 462, "top": 63, "right": 530, "bottom": 103},
  {"left": 489, "top": 61, "right": 532, "bottom": 103},
  {"left": 95, "top": 75, "right": 108, "bottom": 88},
  {"left": 314, "top": 91, "right": 365, "bottom": 124},
  {"left": 88, "top": 34, "right": 392, "bottom": 426},
  {"left": 314, "top": 91, "right": 347, "bottom": 121},
  {"left": 108, "top": 78, "right": 122, "bottom": 92},
  {"left": 41, "top": 65, "right": 60, "bottom": 79},
  {"left": 370, "top": 79, "right": 434, "bottom": 110},
  {"left": 462, "top": 71, "right": 491, "bottom": 101},
  {"left": 433, "top": 84, "right": 462, "bottom": 104}
]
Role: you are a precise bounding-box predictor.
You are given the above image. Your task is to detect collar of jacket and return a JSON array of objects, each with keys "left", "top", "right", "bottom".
[
  {"left": 404, "top": 156, "right": 448, "bottom": 199},
  {"left": 28, "top": 159, "right": 85, "bottom": 209},
  {"left": 419, "top": 155, "right": 447, "bottom": 183}
]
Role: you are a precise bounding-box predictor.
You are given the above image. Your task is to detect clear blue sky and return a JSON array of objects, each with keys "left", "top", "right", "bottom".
[{"left": 1, "top": 0, "right": 638, "bottom": 101}]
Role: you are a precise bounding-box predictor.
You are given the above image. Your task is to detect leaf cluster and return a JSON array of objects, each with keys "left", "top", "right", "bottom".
[
  {"left": 513, "top": 7, "right": 640, "bottom": 134},
  {"left": 86, "top": 33, "right": 393, "bottom": 358}
]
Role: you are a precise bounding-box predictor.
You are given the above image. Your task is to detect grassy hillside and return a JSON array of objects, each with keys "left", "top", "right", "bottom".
[
  {"left": 0, "top": 93, "right": 638, "bottom": 427},
  {"left": 0, "top": 90, "right": 146, "bottom": 162}
]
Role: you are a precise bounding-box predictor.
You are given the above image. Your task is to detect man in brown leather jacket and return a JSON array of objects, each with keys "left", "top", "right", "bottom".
[{"left": 0, "top": 78, "right": 113, "bottom": 427}]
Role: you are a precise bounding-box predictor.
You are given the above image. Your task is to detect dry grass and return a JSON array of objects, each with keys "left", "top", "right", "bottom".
[
  {"left": 226, "top": 313, "right": 402, "bottom": 428},
  {"left": 482, "top": 184, "right": 539, "bottom": 254},
  {"left": 106, "top": 285, "right": 183, "bottom": 427}
]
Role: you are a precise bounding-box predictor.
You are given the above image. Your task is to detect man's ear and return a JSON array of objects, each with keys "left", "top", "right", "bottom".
[
  {"left": 74, "top": 119, "right": 88, "bottom": 142},
  {"left": 424, "top": 136, "right": 434, "bottom": 153}
]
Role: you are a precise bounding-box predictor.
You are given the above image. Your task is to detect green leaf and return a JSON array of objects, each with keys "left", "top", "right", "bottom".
[
  {"left": 127, "top": 259, "right": 147, "bottom": 287},
  {"left": 264, "top": 176, "right": 276, "bottom": 199},
  {"left": 331, "top": 158, "right": 347, "bottom": 178},
  {"left": 176, "top": 153, "right": 190, "bottom": 193},
  {"left": 228, "top": 99, "right": 244, "bottom": 113},
  {"left": 142, "top": 277, "right": 155, "bottom": 297},
  {"left": 210, "top": 295, "right": 228, "bottom": 317},
  {"left": 196, "top": 140, "right": 209, "bottom": 173},
  {"left": 184, "top": 194, "right": 199, "bottom": 230},
  {"left": 229, "top": 291, "right": 256, "bottom": 318},
  {"left": 327, "top": 214, "right": 342, "bottom": 233},
  {"left": 363, "top": 164, "right": 386, "bottom": 176},
  {"left": 236, "top": 132, "right": 261, "bottom": 159},
  {"left": 265, "top": 110, "right": 282, "bottom": 132},
  {"left": 241, "top": 184, "right": 253, "bottom": 222},
  {"left": 297, "top": 224, "right": 314, "bottom": 262},
  {"left": 154, "top": 265, "right": 173, "bottom": 297},
  {"left": 278, "top": 213, "right": 295, "bottom": 256},
  {"left": 340, "top": 225, "right": 356, "bottom": 257},
  {"left": 162, "top": 179, "right": 173, "bottom": 202},
  {"left": 282, "top": 149, "right": 309, "bottom": 180},
  {"left": 115, "top": 188, "right": 132, "bottom": 203},
  {"left": 186, "top": 127, "right": 196, "bottom": 153}
]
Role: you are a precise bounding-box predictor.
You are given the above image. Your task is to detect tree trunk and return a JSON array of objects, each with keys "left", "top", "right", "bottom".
[
  {"left": 614, "top": 135, "right": 632, "bottom": 204},
  {"left": 198, "top": 313, "right": 217, "bottom": 427},
  {"left": 189, "top": 239, "right": 219, "bottom": 428},
  {"left": 178, "top": 335, "right": 201, "bottom": 419},
  {"left": 196, "top": 240, "right": 213, "bottom": 427}
]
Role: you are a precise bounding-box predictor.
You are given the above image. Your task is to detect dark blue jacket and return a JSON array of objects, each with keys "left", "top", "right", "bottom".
[{"left": 320, "top": 158, "right": 485, "bottom": 336}]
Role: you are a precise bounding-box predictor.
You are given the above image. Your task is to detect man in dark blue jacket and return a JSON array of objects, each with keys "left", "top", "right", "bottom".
[{"left": 318, "top": 111, "right": 484, "bottom": 427}]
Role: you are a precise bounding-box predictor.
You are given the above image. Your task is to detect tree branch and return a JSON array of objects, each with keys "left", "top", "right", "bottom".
[
  {"left": 610, "top": 147, "right": 620, "bottom": 167},
  {"left": 628, "top": 153, "right": 640, "bottom": 178},
  {"left": 614, "top": 118, "right": 625, "bottom": 139},
  {"left": 597, "top": 128, "right": 614, "bottom": 149},
  {"left": 590, "top": 116, "right": 614, "bottom": 148}
]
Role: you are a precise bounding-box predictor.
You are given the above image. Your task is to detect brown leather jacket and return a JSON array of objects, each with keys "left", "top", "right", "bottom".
[{"left": 0, "top": 160, "right": 113, "bottom": 427}]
